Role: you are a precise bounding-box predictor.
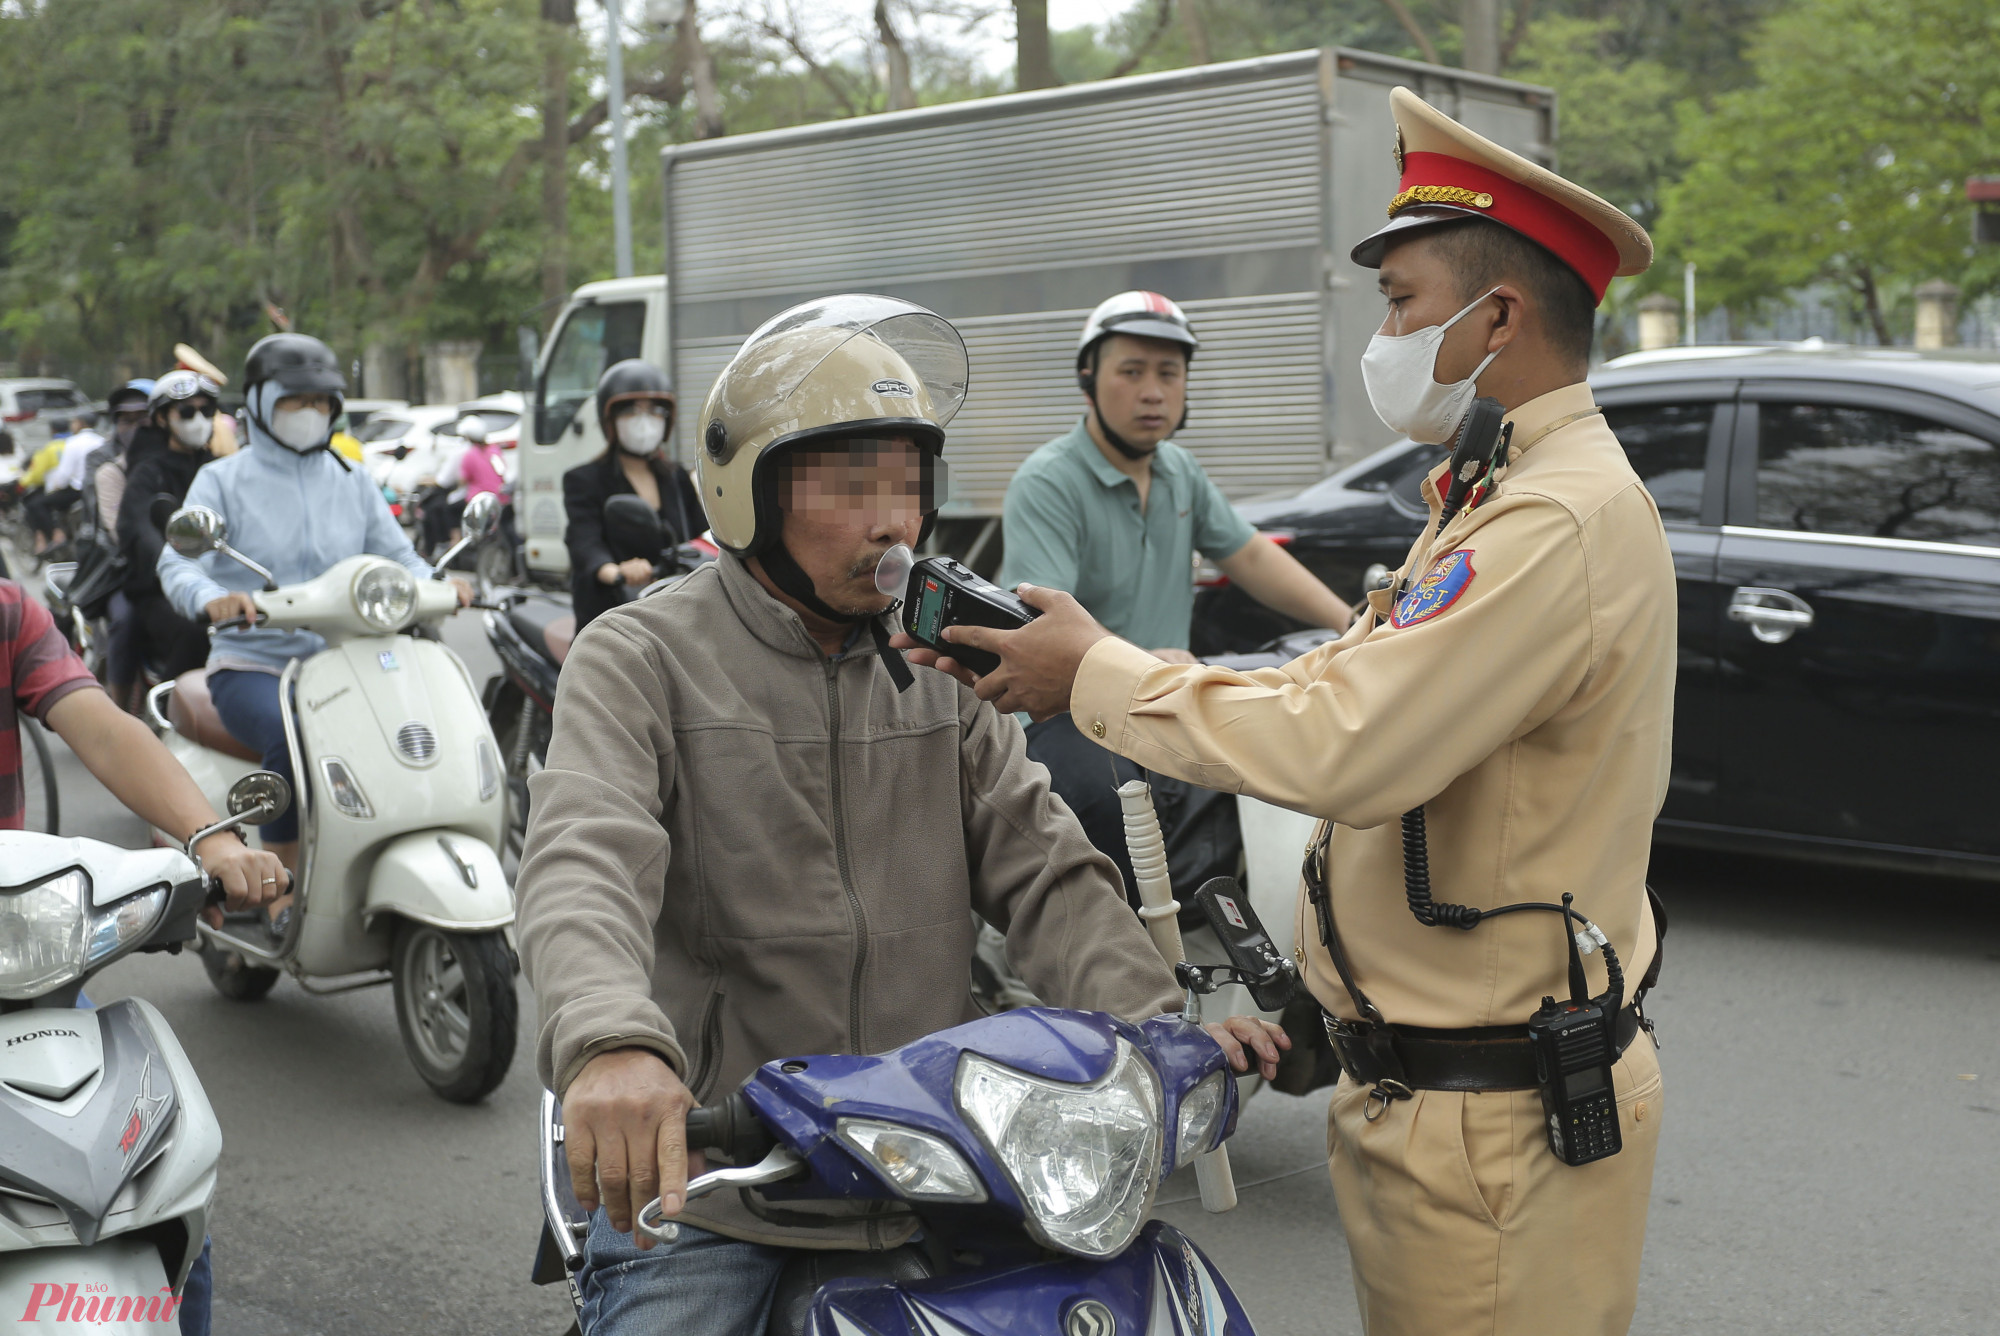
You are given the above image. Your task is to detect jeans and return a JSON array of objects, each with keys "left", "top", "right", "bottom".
[
  {"left": 575, "top": 1212, "right": 788, "bottom": 1336},
  {"left": 1023, "top": 712, "right": 1148, "bottom": 905},
  {"left": 205, "top": 669, "right": 297, "bottom": 842}
]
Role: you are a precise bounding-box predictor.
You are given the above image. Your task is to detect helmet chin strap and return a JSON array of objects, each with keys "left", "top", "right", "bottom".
[{"left": 758, "top": 530, "right": 916, "bottom": 692}]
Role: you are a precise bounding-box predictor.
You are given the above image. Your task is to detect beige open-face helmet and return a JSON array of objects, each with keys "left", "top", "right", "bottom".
[{"left": 697, "top": 294, "right": 968, "bottom": 557}]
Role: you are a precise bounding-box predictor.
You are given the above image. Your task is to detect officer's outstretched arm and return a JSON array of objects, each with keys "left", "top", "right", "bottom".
[{"left": 1071, "top": 496, "right": 1601, "bottom": 830}]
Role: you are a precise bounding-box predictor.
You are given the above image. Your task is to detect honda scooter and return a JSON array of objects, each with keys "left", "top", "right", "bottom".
[
  {"left": 0, "top": 773, "right": 285, "bottom": 1332},
  {"left": 148, "top": 495, "right": 518, "bottom": 1103},
  {"left": 534, "top": 888, "right": 1300, "bottom": 1336}
]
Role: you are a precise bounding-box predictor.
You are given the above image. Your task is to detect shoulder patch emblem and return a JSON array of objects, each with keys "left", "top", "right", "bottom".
[{"left": 1391, "top": 549, "right": 1476, "bottom": 628}]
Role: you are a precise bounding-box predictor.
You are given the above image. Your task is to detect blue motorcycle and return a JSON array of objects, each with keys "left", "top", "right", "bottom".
[{"left": 534, "top": 885, "right": 1300, "bottom": 1336}]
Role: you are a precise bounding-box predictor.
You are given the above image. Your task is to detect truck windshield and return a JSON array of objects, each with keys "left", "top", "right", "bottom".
[{"left": 536, "top": 300, "right": 645, "bottom": 444}]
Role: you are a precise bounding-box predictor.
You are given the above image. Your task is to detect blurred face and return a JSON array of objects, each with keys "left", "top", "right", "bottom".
[
  {"left": 1087, "top": 333, "right": 1187, "bottom": 453},
  {"left": 777, "top": 438, "right": 927, "bottom": 617},
  {"left": 113, "top": 409, "right": 147, "bottom": 445}
]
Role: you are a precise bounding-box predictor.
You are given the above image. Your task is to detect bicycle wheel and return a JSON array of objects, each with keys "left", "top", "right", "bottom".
[{"left": 18, "top": 717, "right": 59, "bottom": 835}]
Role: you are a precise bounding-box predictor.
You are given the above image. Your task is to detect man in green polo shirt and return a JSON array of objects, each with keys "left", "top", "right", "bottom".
[{"left": 999, "top": 290, "right": 1351, "bottom": 900}]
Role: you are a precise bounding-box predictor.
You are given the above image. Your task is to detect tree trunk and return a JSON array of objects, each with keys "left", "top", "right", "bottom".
[
  {"left": 1179, "top": 0, "right": 1211, "bottom": 64},
  {"left": 1014, "top": 0, "right": 1056, "bottom": 91},
  {"left": 680, "top": 0, "right": 725, "bottom": 139},
  {"left": 540, "top": 0, "right": 576, "bottom": 325},
  {"left": 876, "top": 0, "right": 913, "bottom": 111},
  {"left": 1855, "top": 264, "right": 1893, "bottom": 346},
  {"left": 1460, "top": 0, "right": 1500, "bottom": 73}
]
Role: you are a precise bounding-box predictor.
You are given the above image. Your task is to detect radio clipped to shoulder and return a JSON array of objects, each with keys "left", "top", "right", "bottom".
[{"left": 875, "top": 545, "right": 1038, "bottom": 676}]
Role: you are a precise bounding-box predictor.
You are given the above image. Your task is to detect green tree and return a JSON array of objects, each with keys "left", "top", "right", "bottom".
[{"left": 1656, "top": 0, "right": 1999, "bottom": 343}]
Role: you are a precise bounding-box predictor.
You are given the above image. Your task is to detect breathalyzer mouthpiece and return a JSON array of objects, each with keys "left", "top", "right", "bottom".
[{"left": 874, "top": 543, "right": 915, "bottom": 604}]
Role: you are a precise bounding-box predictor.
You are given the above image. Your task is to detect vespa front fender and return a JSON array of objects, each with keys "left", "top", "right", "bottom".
[{"left": 362, "top": 830, "right": 513, "bottom": 932}]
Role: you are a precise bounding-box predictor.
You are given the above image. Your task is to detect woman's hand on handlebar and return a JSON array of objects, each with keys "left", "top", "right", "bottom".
[
  {"left": 203, "top": 591, "right": 260, "bottom": 627},
  {"left": 564, "top": 1048, "right": 705, "bottom": 1250},
  {"left": 618, "top": 557, "right": 656, "bottom": 588}
]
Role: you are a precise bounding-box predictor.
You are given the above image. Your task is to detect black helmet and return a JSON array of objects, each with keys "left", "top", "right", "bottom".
[
  {"left": 595, "top": 359, "right": 676, "bottom": 437},
  {"left": 243, "top": 333, "right": 346, "bottom": 406},
  {"left": 107, "top": 379, "right": 155, "bottom": 414}
]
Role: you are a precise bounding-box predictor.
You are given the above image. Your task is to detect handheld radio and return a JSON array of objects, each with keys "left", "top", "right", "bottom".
[
  {"left": 1526, "top": 895, "right": 1624, "bottom": 1166},
  {"left": 876, "top": 547, "right": 1038, "bottom": 676}
]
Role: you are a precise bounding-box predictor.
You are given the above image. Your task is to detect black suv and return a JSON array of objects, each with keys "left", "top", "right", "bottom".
[{"left": 1192, "top": 347, "right": 2000, "bottom": 880}]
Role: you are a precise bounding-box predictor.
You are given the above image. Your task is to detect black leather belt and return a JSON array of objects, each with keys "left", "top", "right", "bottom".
[{"left": 1323, "top": 1005, "right": 1642, "bottom": 1093}]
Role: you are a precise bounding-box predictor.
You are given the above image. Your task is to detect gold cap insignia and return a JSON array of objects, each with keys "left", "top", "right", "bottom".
[
  {"left": 1393, "top": 127, "right": 1406, "bottom": 174},
  {"left": 1387, "top": 185, "right": 1495, "bottom": 217}
]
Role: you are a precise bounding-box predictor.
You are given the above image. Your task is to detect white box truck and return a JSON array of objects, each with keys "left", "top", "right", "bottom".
[{"left": 518, "top": 48, "right": 1554, "bottom": 580}]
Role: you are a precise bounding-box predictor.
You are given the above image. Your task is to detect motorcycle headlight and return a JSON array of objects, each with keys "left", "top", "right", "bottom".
[
  {"left": 1174, "top": 1070, "right": 1228, "bottom": 1169},
  {"left": 87, "top": 885, "right": 170, "bottom": 968},
  {"left": 837, "top": 1119, "right": 986, "bottom": 1202},
  {"left": 351, "top": 563, "right": 418, "bottom": 632},
  {"left": 956, "top": 1039, "right": 1161, "bottom": 1258},
  {"left": 0, "top": 869, "right": 90, "bottom": 999}
]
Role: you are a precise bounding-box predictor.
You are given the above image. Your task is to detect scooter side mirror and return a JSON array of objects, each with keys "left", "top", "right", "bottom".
[
  {"left": 226, "top": 770, "right": 292, "bottom": 825},
  {"left": 461, "top": 491, "right": 502, "bottom": 541},
  {"left": 603, "top": 494, "right": 665, "bottom": 561},
  {"left": 166, "top": 505, "right": 227, "bottom": 558}
]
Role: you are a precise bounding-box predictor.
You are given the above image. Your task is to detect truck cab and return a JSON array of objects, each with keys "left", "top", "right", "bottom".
[{"left": 519, "top": 275, "right": 669, "bottom": 581}]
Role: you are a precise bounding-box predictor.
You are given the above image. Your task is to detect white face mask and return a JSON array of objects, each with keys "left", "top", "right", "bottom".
[
  {"left": 270, "top": 405, "right": 330, "bottom": 453},
  {"left": 1360, "top": 287, "right": 1504, "bottom": 445},
  {"left": 616, "top": 409, "right": 667, "bottom": 456},
  {"left": 168, "top": 412, "right": 214, "bottom": 449}
]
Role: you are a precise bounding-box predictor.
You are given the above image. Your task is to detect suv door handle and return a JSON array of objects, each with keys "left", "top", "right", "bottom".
[{"left": 1728, "top": 586, "right": 1815, "bottom": 644}]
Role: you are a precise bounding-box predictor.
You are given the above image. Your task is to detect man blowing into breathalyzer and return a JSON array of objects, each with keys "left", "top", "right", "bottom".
[
  {"left": 515, "top": 295, "right": 1285, "bottom": 1336},
  {"left": 899, "top": 92, "right": 1676, "bottom": 1336}
]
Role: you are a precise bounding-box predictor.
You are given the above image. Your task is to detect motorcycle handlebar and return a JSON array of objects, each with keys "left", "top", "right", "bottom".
[{"left": 683, "top": 1092, "right": 776, "bottom": 1165}]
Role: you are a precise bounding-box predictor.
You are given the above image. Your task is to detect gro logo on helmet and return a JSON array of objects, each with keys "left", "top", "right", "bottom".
[
  {"left": 1064, "top": 1298, "right": 1117, "bottom": 1336},
  {"left": 870, "top": 377, "right": 914, "bottom": 397}
]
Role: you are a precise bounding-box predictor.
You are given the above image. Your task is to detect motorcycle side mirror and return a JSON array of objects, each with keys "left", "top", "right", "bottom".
[
  {"left": 461, "top": 491, "right": 502, "bottom": 542},
  {"left": 603, "top": 493, "right": 665, "bottom": 560},
  {"left": 166, "top": 505, "right": 227, "bottom": 557},
  {"left": 186, "top": 770, "right": 293, "bottom": 855},
  {"left": 227, "top": 770, "right": 293, "bottom": 825}
]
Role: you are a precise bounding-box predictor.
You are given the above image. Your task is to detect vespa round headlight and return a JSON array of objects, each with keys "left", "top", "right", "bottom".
[
  {"left": 351, "top": 562, "right": 419, "bottom": 632},
  {"left": 0, "top": 869, "right": 91, "bottom": 1000}
]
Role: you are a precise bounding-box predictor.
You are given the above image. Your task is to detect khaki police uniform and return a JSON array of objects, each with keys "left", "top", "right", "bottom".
[{"left": 1067, "top": 87, "right": 1674, "bottom": 1336}]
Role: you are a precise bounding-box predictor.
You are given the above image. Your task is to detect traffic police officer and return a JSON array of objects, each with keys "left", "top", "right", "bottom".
[{"left": 898, "top": 87, "right": 1672, "bottom": 1336}]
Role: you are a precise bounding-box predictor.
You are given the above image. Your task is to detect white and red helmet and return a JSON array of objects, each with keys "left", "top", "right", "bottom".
[{"left": 1075, "top": 290, "right": 1199, "bottom": 370}]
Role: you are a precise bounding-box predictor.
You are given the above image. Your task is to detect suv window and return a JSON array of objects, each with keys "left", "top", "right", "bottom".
[
  {"left": 536, "top": 301, "right": 646, "bottom": 444},
  {"left": 1602, "top": 402, "right": 1711, "bottom": 524},
  {"left": 1755, "top": 402, "right": 2000, "bottom": 548}
]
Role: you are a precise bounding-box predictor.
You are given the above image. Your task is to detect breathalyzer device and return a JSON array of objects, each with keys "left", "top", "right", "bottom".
[{"left": 874, "top": 545, "right": 1037, "bottom": 676}]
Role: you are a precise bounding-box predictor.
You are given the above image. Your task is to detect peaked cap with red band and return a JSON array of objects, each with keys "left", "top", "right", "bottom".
[{"left": 1350, "top": 88, "right": 1651, "bottom": 303}]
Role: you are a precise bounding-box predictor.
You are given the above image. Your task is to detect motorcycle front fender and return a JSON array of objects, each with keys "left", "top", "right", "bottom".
[
  {"left": 804, "top": 1221, "right": 1256, "bottom": 1336},
  {"left": 0, "top": 1238, "right": 180, "bottom": 1333},
  {"left": 362, "top": 829, "right": 513, "bottom": 932}
]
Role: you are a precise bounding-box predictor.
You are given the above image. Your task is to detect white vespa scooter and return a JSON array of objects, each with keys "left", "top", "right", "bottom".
[
  {"left": 0, "top": 774, "right": 284, "bottom": 1333},
  {"left": 147, "top": 495, "right": 517, "bottom": 1103}
]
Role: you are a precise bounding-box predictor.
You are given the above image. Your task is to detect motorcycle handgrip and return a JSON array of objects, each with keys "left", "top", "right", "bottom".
[{"left": 684, "top": 1092, "right": 776, "bottom": 1164}]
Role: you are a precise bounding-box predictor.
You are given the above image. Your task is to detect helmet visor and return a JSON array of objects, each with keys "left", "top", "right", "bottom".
[{"left": 733, "top": 294, "right": 969, "bottom": 428}]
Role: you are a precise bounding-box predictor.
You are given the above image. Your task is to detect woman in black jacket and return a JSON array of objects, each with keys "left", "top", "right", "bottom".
[
  {"left": 114, "top": 372, "right": 217, "bottom": 686},
  {"left": 563, "top": 360, "right": 705, "bottom": 631}
]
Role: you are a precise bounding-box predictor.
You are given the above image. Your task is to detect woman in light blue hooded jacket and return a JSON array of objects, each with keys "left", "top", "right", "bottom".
[{"left": 158, "top": 333, "right": 467, "bottom": 927}]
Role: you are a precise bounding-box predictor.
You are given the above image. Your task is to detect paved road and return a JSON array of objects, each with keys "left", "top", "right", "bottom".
[{"left": 35, "top": 607, "right": 2000, "bottom": 1335}]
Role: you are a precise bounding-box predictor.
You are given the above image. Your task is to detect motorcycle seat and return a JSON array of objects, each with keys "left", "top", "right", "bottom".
[
  {"left": 506, "top": 599, "right": 576, "bottom": 668},
  {"left": 167, "top": 669, "right": 262, "bottom": 764}
]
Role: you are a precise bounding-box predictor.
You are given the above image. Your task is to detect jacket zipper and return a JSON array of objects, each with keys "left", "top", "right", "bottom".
[
  {"left": 688, "top": 982, "right": 726, "bottom": 1100},
  {"left": 825, "top": 660, "right": 869, "bottom": 1055}
]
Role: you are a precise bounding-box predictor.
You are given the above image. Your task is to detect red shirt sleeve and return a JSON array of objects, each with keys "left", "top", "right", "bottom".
[{"left": 8, "top": 589, "right": 99, "bottom": 722}]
